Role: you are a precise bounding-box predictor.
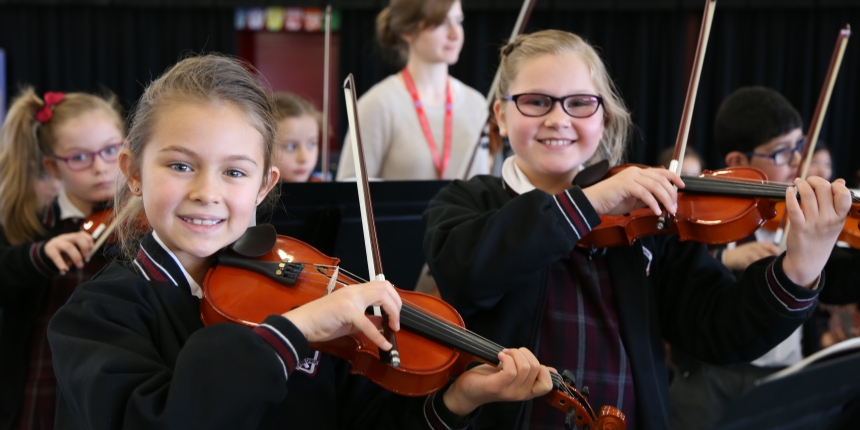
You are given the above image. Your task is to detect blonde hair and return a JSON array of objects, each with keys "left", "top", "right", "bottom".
[
  {"left": 496, "top": 30, "right": 631, "bottom": 166},
  {"left": 116, "top": 54, "right": 279, "bottom": 261},
  {"left": 0, "top": 87, "right": 122, "bottom": 245},
  {"left": 272, "top": 92, "right": 322, "bottom": 127},
  {"left": 376, "top": 0, "right": 456, "bottom": 60}
]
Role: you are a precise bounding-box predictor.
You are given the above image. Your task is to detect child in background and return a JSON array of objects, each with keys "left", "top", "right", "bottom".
[
  {"left": 0, "top": 88, "right": 124, "bottom": 429},
  {"left": 423, "top": 30, "right": 851, "bottom": 430},
  {"left": 656, "top": 146, "right": 704, "bottom": 176},
  {"left": 48, "top": 55, "right": 553, "bottom": 430},
  {"left": 670, "top": 87, "right": 860, "bottom": 430},
  {"left": 272, "top": 92, "right": 324, "bottom": 183},
  {"left": 808, "top": 143, "right": 833, "bottom": 181}
]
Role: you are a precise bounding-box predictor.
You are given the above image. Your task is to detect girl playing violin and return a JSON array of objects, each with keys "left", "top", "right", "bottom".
[
  {"left": 47, "top": 54, "right": 553, "bottom": 430},
  {"left": 0, "top": 88, "right": 123, "bottom": 429},
  {"left": 272, "top": 92, "right": 326, "bottom": 183},
  {"left": 422, "top": 30, "right": 852, "bottom": 430}
]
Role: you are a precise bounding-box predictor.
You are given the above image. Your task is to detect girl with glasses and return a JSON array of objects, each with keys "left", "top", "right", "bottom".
[
  {"left": 423, "top": 30, "right": 851, "bottom": 429},
  {"left": 336, "top": 0, "right": 488, "bottom": 181},
  {"left": 0, "top": 87, "right": 124, "bottom": 429}
]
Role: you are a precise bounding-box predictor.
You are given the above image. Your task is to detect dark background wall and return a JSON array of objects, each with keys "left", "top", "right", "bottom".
[{"left": 1, "top": 1, "right": 859, "bottom": 181}]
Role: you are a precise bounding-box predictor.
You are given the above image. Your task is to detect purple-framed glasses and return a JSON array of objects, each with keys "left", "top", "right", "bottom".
[{"left": 53, "top": 143, "right": 122, "bottom": 171}]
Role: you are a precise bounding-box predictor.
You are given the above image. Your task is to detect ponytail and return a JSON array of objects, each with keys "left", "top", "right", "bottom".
[{"left": 0, "top": 88, "right": 51, "bottom": 244}]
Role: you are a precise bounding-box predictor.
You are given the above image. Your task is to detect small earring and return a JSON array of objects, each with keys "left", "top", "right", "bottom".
[{"left": 134, "top": 187, "right": 140, "bottom": 193}]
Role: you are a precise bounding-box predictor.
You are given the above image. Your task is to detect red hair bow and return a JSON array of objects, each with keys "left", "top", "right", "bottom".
[{"left": 34, "top": 92, "right": 66, "bottom": 123}]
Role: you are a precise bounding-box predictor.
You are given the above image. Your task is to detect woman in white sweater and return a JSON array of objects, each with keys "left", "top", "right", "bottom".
[{"left": 336, "top": 0, "right": 488, "bottom": 181}]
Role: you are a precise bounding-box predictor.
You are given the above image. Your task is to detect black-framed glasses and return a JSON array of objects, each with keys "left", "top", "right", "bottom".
[
  {"left": 744, "top": 139, "right": 805, "bottom": 166},
  {"left": 53, "top": 143, "right": 122, "bottom": 171},
  {"left": 502, "top": 93, "right": 604, "bottom": 118}
]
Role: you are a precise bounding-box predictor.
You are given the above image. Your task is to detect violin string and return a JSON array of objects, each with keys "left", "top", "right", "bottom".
[
  {"left": 402, "top": 306, "right": 505, "bottom": 359},
  {"left": 682, "top": 175, "right": 794, "bottom": 188},
  {"left": 683, "top": 176, "right": 787, "bottom": 192},
  {"left": 547, "top": 372, "right": 596, "bottom": 419},
  {"left": 282, "top": 263, "right": 505, "bottom": 360},
  {"left": 399, "top": 305, "right": 505, "bottom": 361},
  {"left": 398, "top": 300, "right": 507, "bottom": 351},
  {"left": 280, "top": 270, "right": 503, "bottom": 359},
  {"left": 682, "top": 177, "right": 790, "bottom": 198},
  {"left": 299, "top": 264, "right": 507, "bottom": 358},
  {"left": 683, "top": 176, "right": 860, "bottom": 204}
]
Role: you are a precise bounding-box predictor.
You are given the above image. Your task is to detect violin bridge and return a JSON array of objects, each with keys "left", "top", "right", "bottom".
[{"left": 325, "top": 266, "right": 340, "bottom": 295}]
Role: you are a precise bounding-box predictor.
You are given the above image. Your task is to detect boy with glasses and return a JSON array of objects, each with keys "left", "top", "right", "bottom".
[{"left": 670, "top": 86, "right": 860, "bottom": 430}]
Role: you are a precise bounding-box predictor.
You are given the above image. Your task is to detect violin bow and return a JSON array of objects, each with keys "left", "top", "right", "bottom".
[
  {"left": 775, "top": 25, "right": 851, "bottom": 250},
  {"left": 659, "top": 0, "right": 717, "bottom": 229},
  {"left": 458, "top": 0, "right": 537, "bottom": 180},
  {"left": 321, "top": 5, "right": 332, "bottom": 182},
  {"left": 343, "top": 73, "right": 400, "bottom": 367}
]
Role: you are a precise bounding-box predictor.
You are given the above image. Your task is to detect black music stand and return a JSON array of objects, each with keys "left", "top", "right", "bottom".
[
  {"left": 260, "top": 180, "right": 450, "bottom": 290},
  {"left": 714, "top": 339, "right": 860, "bottom": 430}
]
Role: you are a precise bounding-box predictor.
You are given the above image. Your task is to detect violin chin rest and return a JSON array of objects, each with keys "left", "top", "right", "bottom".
[
  {"left": 229, "top": 224, "right": 278, "bottom": 257},
  {"left": 573, "top": 159, "right": 610, "bottom": 188}
]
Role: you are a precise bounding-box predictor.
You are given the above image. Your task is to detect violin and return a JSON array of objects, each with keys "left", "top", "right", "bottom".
[
  {"left": 578, "top": 164, "right": 860, "bottom": 249},
  {"left": 81, "top": 199, "right": 150, "bottom": 259},
  {"left": 81, "top": 208, "right": 115, "bottom": 240},
  {"left": 578, "top": 5, "right": 860, "bottom": 250},
  {"left": 574, "top": 0, "right": 717, "bottom": 248},
  {"left": 200, "top": 225, "right": 625, "bottom": 430}
]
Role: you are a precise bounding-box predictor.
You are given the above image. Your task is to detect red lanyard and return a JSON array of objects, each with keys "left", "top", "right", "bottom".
[{"left": 401, "top": 67, "right": 453, "bottom": 179}]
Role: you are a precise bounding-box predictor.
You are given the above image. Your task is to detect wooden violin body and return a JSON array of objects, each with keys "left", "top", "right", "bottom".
[
  {"left": 763, "top": 199, "right": 860, "bottom": 249},
  {"left": 200, "top": 229, "right": 625, "bottom": 429},
  {"left": 580, "top": 166, "right": 778, "bottom": 248},
  {"left": 201, "top": 235, "right": 469, "bottom": 397},
  {"left": 839, "top": 219, "right": 860, "bottom": 248},
  {"left": 81, "top": 207, "right": 150, "bottom": 243},
  {"left": 81, "top": 208, "right": 114, "bottom": 239}
]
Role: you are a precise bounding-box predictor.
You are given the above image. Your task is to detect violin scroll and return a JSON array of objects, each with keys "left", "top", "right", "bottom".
[{"left": 545, "top": 374, "right": 626, "bottom": 430}]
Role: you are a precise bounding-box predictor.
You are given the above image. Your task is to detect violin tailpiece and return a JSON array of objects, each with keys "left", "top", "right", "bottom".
[{"left": 216, "top": 253, "right": 304, "bottom": 286}]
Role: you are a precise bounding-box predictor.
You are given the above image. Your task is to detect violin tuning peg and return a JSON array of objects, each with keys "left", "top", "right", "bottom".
[
  {"left": 564, "top": 409, "right": 581, "bottom": 430},
  {"left": 562, "top": 369, "right": 577, "bottom": 387},
  {"left": 582, "top": 386, "right": 590, "bottom": 399}
]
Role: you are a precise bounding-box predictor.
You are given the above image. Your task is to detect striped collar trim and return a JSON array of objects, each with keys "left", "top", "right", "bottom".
[{"left": 132, "top": 232, "right": 203, "bottom": 298}]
